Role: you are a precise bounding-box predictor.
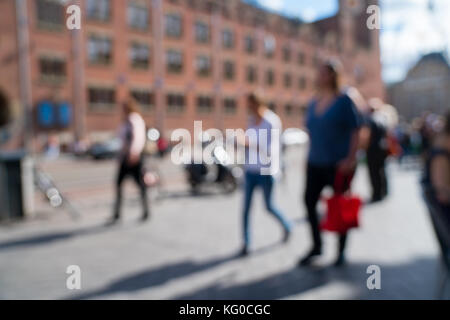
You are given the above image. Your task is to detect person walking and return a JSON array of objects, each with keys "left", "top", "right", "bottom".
[
  {"left": 299, "top": 61, "right": 361, "bottom": 267},
  {"left": 109, "top": 99, "right": 149, "bottom": 224},
  {"left": 365, "top": 104, "right": 389, "bottom": 203},
  {"left": 238, "top": 92, "right": 292, "bottom": 256},
  {"left": 424, "top": 112, "right": 450, "bottom": 215}
]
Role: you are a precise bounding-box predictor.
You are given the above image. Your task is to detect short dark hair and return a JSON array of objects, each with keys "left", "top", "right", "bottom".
[
  {"left": 247, "top": 90, "right": 266, "bottom": 107},
  {"left": 123, "top": 97, "right": 140, "bottom": 115},
  {"left": 323, "top": 59, "right": 342, "bottom": 94}
]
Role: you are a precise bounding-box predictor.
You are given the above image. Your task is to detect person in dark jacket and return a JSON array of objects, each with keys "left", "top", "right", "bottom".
[{"left": 365, "top": 105, "right": 389, "bottom": 203}]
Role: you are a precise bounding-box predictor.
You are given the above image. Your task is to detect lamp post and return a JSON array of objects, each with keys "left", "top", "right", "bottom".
[
  {"left": 70, "top": 0, "right": 87, "bottom": 143},
  {"left": 15, "top": 0, "right": 33, "bottom": 152},
  {"left": 15, "top": 0, "right": 35, "bottom": 218},
  {"left": 212, "top": 4, "right": 223, "bottom": 131},
  {"left": 152, "top": 0, "right": 165, "bottom": 135}
]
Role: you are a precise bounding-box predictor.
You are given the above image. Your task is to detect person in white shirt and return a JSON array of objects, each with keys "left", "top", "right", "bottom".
[
  {"left": 238, "top": 92, "right": 292, "bottom": 256},
  {"left": 110, "top": 99, "right": 149, "bottom": 224}
]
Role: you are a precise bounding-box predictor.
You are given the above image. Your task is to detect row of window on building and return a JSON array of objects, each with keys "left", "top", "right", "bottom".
[
  {"left": 36, "top": 0, "right": 312, "bottom": 65},
  {"left": 87, "top": 87, "right": 305, "bottom": 118},
  {"left": 40, "top": 51, "right": 310, "bottom": 90}
]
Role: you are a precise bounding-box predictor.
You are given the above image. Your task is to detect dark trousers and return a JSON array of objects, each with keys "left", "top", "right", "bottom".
[
  {"left": 304, "top": 164, "right": 351, "bottom": 255},
  {"left": 367, "top": 154, "right": 388, "bottom": 201},
  {"left": 113, "top": 158, "right": 149, "bottom": 218}
]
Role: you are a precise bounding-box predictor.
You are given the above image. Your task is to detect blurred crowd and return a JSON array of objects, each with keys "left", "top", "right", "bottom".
[{"left": 3, "top": 55, "right": 447, "bottom": 274}]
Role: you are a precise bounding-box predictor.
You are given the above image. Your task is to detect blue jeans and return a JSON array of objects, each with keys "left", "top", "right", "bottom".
[{"left": 242, "top": 171, "right": 291, "bottom": 247}]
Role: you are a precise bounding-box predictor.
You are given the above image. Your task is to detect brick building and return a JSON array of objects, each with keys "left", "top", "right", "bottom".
[{"left": 0, "top": 0, "right": 384, "bottom": 147}]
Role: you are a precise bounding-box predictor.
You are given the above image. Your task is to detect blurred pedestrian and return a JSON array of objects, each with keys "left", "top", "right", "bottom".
[
  {"left": 424, "top": 111, "right": 450, "bottom": 215},
  {"left": 364, "top": 102, "right": 389, "bottom": 203},
  {"left": 420, "top": 119, "right": 432, "bottom": 156},
  {"left": 0, "top": 89, "right": 10, "bottom": 127},
  {"left": 44, "top": 134, "right": 60, "bottom": 159},
  {"left": 157, "top": 135, "right": 169, "bottom": 158},
  {"left": 110, "top": 99, "right": 149, "bottom": 224},
  {"left": 238, "top": 92, "right": 292, "bottom": 256},
  {"left": 299, "top": 60, "right": 361, "bottom": 267}
]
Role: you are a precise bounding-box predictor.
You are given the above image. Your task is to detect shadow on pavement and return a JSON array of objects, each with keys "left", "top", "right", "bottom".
[
  {"left": 156, "top": 189, "right": 236, "bottom": 201},
  {"left": 65, "top": 253, "right": 241, "bottom": 300},
  {"left": 64, "top": 254, "right": 439, "bottom": 300},
  {"left": 171, "top": 257, "right": 439, "bottom": 300},
  {"left": 0, "top": 224, "right": 112, "bottom": 251}
]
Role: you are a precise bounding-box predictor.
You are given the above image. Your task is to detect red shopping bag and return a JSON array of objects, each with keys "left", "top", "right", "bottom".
[
  {"left": 321, "top": 194, "right": 362, "bottom": 233},
  {"left": 320, "top": 170, "right": 362, "bottom": 233}
]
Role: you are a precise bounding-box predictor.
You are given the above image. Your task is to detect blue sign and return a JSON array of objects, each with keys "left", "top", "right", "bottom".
[
  {"left": 37, "top": 101, "right": 54, "bottom": 128},
  {"left": 58, "top": 102, "right": 72, "bottom": 128},
  {"left": 36, "top": 101, "right": 72, "bottom": 129}
]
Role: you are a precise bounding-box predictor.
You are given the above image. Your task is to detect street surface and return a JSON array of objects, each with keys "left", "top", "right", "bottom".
[{"left": 0, "top": 147, "right": 442, "bottom": 299}]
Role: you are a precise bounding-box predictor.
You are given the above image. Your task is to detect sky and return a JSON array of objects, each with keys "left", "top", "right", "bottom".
[{"left": 251, "top": 0, "right": 450, "bottom": 84}]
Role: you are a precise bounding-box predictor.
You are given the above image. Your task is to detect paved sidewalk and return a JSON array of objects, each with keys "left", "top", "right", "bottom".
[{"left": 0, "top": 148, "right": 443, "bottom": 299}]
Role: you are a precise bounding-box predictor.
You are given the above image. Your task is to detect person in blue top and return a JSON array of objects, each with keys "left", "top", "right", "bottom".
[{"left": 299, "top": 60, "right": 361, "bottom": 267}]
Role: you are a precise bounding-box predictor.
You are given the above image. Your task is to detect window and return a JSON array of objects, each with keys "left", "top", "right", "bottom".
[
  {"left": 196, "top": 55, "right": 211, "bottom": 77},
  {"left": 86, "top": 0, "right": 111, "bottom": 22},
  {"left": 266, "top": 69, "right": 275, "bottom": 86},
  {"left": 165, "top": 14, "right": 182, "bottom": 38},
  {"left": 39, "top": 57, "right": 66, "bottom": 79},
  {"left": 284, "top": 73, "right": 292, "bottom": 88},
  {"left": 285, "top": 104, "right": 293, "bottom": 116},
  {"left": 246, "top": 65, "right": 257, "bottom": 84},
  {"left": 223, "top": 98, "right": 237, "bottom": 115},
  {"left": 195, "top": 21, "right": 210, "bottom": 43},
  {"left": 313, "top": 55, "right": 321, "bottom": 67},
  {"left": 298, "top": 76, "right": 306, "bottom": 90},
  {"left": 264, "top": 36, "right": 276, "bottom": 58},
  {"left": 88, "top": 35, "right": 112, "bottom": 65},
  {"left": 298, "top": 52, "right": 305, "bottom": 65},
  {"left": 222, "top": 29, "right": 235, "bottom": 49},
  {"left": 244, "top": 35, "right": 256, "bottom": 54},
  {"left": 130, "top": 43, "right": 150, "bottom": 69},
  {"left": 128, "top": 2, "right": 149, "bottom": 30},
  {"left": 36, "top": 0, "right": 64, "bottom": 27},
  {"left": 131, "top": 90, "right": 154, "bottom": 112},
  {"left": 167, "top": 93, "right": 185, "bottom": 114},
  {"left": 197, "top": 96, "right": 214, "bottom": 114},
  {"left": 223, "top": 61, "right": 235, "bottom": 80},
  {"left": 283, "top": 46, "right": 291, "bottom": 62},
  {"left": 88, "top": 87, "right": 116, "bottom": 110},
  {"left": 166, "top": 50, "right": 183, "bottom": 73}
]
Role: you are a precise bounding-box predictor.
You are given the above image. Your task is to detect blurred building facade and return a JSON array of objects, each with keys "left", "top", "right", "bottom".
[
  {"left": 0, "top": 0, "right": 384, "bottom": 147},
  {"left": 388, "top": 52, "right": 450, "bottom": 121}
]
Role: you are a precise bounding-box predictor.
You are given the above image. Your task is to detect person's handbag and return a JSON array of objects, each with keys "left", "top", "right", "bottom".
[{"left": 320, "top": 170, "right": 362, "bottom": 233}]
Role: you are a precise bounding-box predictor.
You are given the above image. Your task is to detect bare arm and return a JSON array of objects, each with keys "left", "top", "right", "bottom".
[
  {"left": 339, "top": 129, "right": 360, "bottom": 173},
  {"left": 348, "top": 129, "right": 360, "bottom": 160}
]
